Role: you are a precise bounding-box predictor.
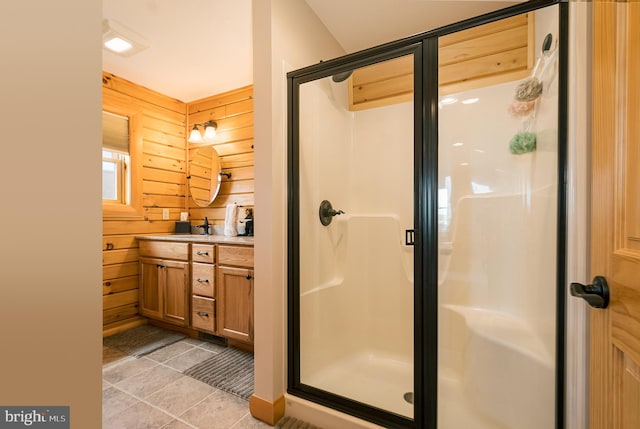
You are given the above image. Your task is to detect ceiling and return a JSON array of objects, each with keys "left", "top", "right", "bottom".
[{"left": 102, "top": 0, "right": 519, "bottom": 103}]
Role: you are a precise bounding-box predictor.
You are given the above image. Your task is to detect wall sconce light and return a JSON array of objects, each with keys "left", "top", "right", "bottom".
[{"left": 188, "top": 120, "right": 218, "bottom": 144}]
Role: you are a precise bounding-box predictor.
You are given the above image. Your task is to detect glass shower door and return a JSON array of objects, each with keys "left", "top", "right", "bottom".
[
  {"left": 294, "top": 51, "right": 417, "bottom": 422},
  {"left": 437, "top": 6, "right": 561, "bottom": 429}
]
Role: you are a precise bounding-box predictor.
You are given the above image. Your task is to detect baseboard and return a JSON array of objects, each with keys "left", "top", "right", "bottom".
[{"left": 250, "top": 394, "right": 285, "bottom": 426}]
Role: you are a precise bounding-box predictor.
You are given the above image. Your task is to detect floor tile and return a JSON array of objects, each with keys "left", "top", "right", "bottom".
[
  {"left": 161, "top": 420, "right": 195, "bottom": 429},
  {"left": 103, "top": 401, "right": 173, "bottom": 429},
  {"left": 146, "top": 341, "right": 195, "bottom": 363},
  {"left": 164, "top": 347, "right": 216, "bottom": 372},
  {"left": 102, "top": 386, "right": 140, "bottom": 420},
  {"left": 146, "top": 375, "right": 216, "bottom": 416},
  {"left": 230, "top": 413, "right": 274, "bottom": 429},
  {"left": 103, "top": 357, "right": 158, "bottom": 384},
  {"left": 179, "top": 390, "right": 250, "bottom": 429},
  {"left": 116, "top": 364, "right": 183, "bottom": 399},
  {"left": 181, "top": 338, "right": 208, "bottom": 347}
]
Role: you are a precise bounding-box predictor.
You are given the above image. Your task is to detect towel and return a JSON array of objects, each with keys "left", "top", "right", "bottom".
[{"left": 224, "top": 204, "right": 238, "bottom": 237}]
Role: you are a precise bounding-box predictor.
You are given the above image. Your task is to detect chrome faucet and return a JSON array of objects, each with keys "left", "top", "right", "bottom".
[{"left": 196, "top": 217, "right": 210, "bottom": 235}]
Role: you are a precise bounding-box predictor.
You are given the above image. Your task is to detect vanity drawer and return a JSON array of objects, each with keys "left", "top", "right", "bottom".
[
  {"left": 192, "top": 262, "right": 215, "bottom": 297},
  {"left": 192, "top": 244, "right": 215, "bottom": 264},
  {"left": 192, "top": 296, "right": 215, "bottom": 333},
  {"left": 217, "top": 245, "right": 253, "bottom": 268},
  {"left": 139, "top": 240, "right": 189, "bottom": 261}
]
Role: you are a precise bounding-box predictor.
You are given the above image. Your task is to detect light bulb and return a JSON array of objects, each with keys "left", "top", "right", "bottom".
[
  {"left": 203, "top": 122, "right": 217, "bottom": 141},
  {"left": 188, "top": 126, "right": 204, "bottom": 143}
]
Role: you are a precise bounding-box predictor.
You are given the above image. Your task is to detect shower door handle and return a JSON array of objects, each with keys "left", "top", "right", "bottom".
[
  {"left": 570, "top": 276, "right": 609, "bottom": 309},
  {"left": 319, "top": 200, "right": 344, "bottom": 226}
]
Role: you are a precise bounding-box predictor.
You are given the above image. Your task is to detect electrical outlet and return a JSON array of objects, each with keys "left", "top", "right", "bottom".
[{"left": 162, "top": 208, "right": 170, "bottom": 220}]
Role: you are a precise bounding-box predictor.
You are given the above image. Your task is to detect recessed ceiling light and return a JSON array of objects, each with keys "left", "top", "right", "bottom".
[
  {"left": 452, "top": 142, "right": 464, "bottom": 147},
  {"left": 104, "top": 37, "right": 133, "bottom": 53},
  {"left": 462, "top": 97, "right": 480, "bottom": 105},
  {"left": 102, "top": 19, "right": 149, "bottom": 57}
]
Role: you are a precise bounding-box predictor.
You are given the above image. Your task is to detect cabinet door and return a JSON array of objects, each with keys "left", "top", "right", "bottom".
[
  {"left": 139, "top": 257, "right": 162, "bottom": 320},
  {"left": 217, "top": 266, "right": 253, "bottom": 343},
  {"left": 163, "top": 260, "right": 189, "bottom": 326}
]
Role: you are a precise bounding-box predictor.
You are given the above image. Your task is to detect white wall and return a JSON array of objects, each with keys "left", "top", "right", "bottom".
[{"left": 252, "top": 0, "right": 345, "bottom": 404}]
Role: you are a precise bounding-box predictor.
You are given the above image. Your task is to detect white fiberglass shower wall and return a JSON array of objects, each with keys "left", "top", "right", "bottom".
[{"left": 298, "top": 56, "right": 415, "bottom": 418}]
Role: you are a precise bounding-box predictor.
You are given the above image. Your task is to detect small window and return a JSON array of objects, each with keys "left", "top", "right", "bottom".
[
  {"left": 102, "top": 149, "right": 130, "bottom": 203},
  {"left": 102, "top": 109, "right": 143, "bottom": 219}
]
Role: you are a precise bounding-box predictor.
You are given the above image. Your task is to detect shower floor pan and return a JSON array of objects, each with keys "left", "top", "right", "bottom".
[{"left": 302, "top": 350, "right": 413, "bottom": 418}]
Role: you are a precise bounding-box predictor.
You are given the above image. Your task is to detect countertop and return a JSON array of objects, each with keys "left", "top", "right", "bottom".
[{"left": 136, "top": 234, "right": 254, "bottom": 245}]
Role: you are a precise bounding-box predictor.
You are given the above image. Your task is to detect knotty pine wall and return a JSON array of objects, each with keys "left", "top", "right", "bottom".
[
  {"left": 102, "top": 73, "right": 254, "bottom": 335},
  {"left": 187, "top": 85, "right": 254, "bottom": 228}
]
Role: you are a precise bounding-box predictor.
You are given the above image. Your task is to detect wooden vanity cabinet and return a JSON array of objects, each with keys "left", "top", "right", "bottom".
[
  {"left": 216, "top": 245, "right": 254, "bottom": 344},
  {"left": 138, "top": 241, "right": 189, "bottom": 327}
]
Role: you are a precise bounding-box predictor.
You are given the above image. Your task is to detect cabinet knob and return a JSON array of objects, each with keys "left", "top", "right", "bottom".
[
  {"left": 196, "top": 311, "right": 209, "bottom": 317},
  {"left": 196, "top": 278, "right": 209, "bottom": 283},
  {"left": 246, "top": 273, "right": 252, "bottom": 280}
]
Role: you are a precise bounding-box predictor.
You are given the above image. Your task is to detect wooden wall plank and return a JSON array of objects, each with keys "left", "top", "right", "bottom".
[
  {"left": 103, "top": 72, "right": 185, "bottom": 114},
  {"left": 439, "top": 13, "right": 529, "bottom": 47},
  {"left": 102, "top": 235, "right": 138, "bottom": 250},
  {"left": 103, "top": 248, "right": 140, "bottom": 265},
  {"left": 221, "top": 153, "right": 254, "bottom": 169},
  {"left": 439, "top": 25, "right": 528, "bottom": 65},
  {"left": 103, "top": 303, "right": 139, "bottom": 326},
  {"left": 142, "top": 180, "right": 185, "bottom": 196},
  {"left": 142, "top": 167, "right": 185, "bottom": 185},
  {"left": 103, "top": 220, "right": 175, "bottom": 235},
  {"left": 103, "top": 289, "right": 139, "bottom": 310},
  {"left": 144, "top": 141, "right": 186, "bottom": 160},
  {"left": 103, "top": 262, "right": 138, "bottom": 280},
  {"left": 188, "top": 85, "right": 253, "bottom": 113},
  {"left": 142, "top": 155, "right": 186, "bottom": 173},
  {"left": 142, "top": 195, "right": 186, "bottom": 208},
  {"left": 440, "top": 47, "right": 529, "bottom": 86},
  {"left": 212, "top": 139, "right": 254, "bottom": 157},
  {"left": 103, "top": 276, "right": 138, "bottom": 296},
  {"left": 102, "top": 88, "right": 186, "bottom": 125}
]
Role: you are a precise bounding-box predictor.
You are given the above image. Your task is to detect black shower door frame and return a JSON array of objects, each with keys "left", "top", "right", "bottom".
[{"left": 287, "top": 1, "right": 568, "bottom": 428}]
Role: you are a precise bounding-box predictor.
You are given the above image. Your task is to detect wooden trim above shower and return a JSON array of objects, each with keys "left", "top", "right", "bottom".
[{"left": 348, "top": 13, "right": 535, "bottom": 111}]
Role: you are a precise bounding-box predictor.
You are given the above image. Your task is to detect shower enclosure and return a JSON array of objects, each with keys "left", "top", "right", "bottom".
[{"left": 288, "top": 2, "right": 567, "bottom": 428}]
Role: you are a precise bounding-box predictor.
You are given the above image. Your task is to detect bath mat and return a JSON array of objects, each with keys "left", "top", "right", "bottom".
[
  {"left": 103, "top": 325, "right": 186, "bottom": 357},
  {"left": 276, "top": 416, "right": 322, "bottom": 429},
  {"left": 183, "top": 346, "right": 254, "bottom": 400}
]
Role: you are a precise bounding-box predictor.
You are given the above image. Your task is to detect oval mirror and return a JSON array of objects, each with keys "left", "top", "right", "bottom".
[{"left": 189, "top": 146, "right": 222, "bottom": 207}]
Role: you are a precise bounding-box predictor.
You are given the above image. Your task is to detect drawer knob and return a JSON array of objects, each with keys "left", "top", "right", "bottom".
[
  {"left": 196, "top": 311, "right": 209, "bottom": 317},
  {"left": 196, "top": 251, "right": 209, "bottom": 256},
  {"left": 196, "top": 278, "right": 209, "bottom": 283},
  {"left": 246, "top": 273, "right": 252, "bottom": 280}
]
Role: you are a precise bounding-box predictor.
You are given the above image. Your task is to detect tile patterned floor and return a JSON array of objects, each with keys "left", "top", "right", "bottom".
[{"left": 103, "top": 337, "right": 271, "bottom": 429}]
